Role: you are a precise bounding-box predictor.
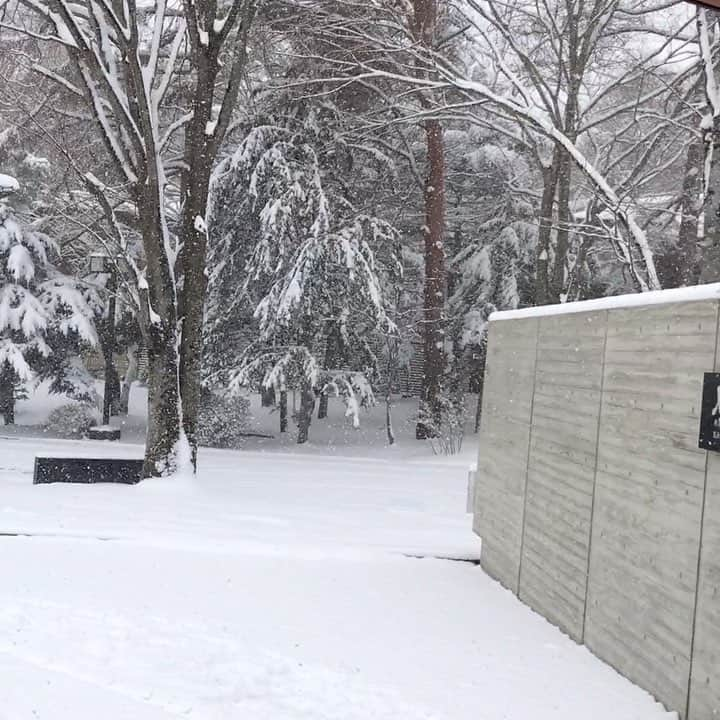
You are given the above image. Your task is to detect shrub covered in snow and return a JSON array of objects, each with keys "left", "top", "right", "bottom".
[
  {"left": 420, "top": 394, "right": 466, "bottom": 456},
  {"left": 45, "top": 403, "right": 99, "bottom": 438},
  {"left": 319, "top": 371, "right": 375, "bottom": 428},
  {"left": 196, "top": 389, "right": 250, "bottom": 449}
]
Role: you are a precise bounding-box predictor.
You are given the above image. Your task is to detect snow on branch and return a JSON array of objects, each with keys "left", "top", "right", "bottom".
[
  {"left": 698, "top": 7, "right": 720, "bottom": 119},
  {"left": 230, "top": 346, "right": 321, "bottom": 395},
  {"left": 0, "top": 174, "right": 19, "bottom": 194},
  {"left": 315, "top": 62, "right": 660, "bottom": 290},
  {"left": 319, "top": 371, "right": 376, "bottom": 428}
]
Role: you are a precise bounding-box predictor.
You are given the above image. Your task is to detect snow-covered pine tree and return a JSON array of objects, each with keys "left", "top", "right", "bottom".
[
  {"left": 206, "top": 104, "right": 400, "bottom": 443},
  {"left": 0, "top": 190, "right": 97, "bottom": 424}
]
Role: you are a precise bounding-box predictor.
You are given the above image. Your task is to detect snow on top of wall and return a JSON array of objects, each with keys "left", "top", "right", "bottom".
[{"left": 490, "top": 283, "right": 720, "bottom": 322}]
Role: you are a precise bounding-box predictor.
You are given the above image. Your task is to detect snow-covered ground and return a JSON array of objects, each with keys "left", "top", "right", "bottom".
[{"left": 0, "top": 428, "right": 675, "bottom": 719}]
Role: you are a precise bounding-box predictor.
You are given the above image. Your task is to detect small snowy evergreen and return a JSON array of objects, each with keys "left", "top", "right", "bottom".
[{"left": 0, "top": 193, "right": 97, "bottom": 423}]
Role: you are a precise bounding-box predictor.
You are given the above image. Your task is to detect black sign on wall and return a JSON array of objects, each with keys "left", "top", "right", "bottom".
[{"left": 699, "top": 372, "right": 720, "bottom": 451}]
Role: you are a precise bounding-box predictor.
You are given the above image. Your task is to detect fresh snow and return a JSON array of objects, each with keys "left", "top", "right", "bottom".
[
  {"left": 0, "top": 173, "right": 19, "bottom": 192},
  {"left": 194, "top": 214, "right": 207, "bottom": 233},
  {"left": 22, "top": 153, "right": 50, "bottom": 171},
  {"left": 8, "top": 244, "right": 35, "bottom": 281},
  {"left": 491, "top": 282, "right": 720, "bottom": 322},
  {"left": 0, "top": 429, "right": 675, "bottom": 718},
  {"left": 698, "top": 9, "right": 720, "bottom": 118}
]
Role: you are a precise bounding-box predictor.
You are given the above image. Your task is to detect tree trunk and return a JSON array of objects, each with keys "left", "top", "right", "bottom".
[
  {"left": 108, "top": 368, "right": 121, "bottom": 417},
  {"left": 416, "top": 117, "right": 447, "bottom": 440},
  {"left": 385, "top": 386, "right": 395, "bottom": 446},
  {"left": 143, "top": 323, "right": 184, "bottom": 477},
  {"left": 700, "top": 119, "right": 720, "bottom": 284},
  {"left": 551, "top": 148, "right": 573, "bottom": 302},
  {"left": 535, "top": 152, "right": 560, "bottom": 306},
  {"left": 261, "top": 385, "right": 276, "bottom": 407},
  {"left": 296, "top": 383, "right": 315, "bottom": 444},
  {"left": 280, "top": 389, "right": 288, "bottom": 433},
  {"left": 386, "top": 396, "right": 395, "bottom": 445},
  {"left": 318, "top": 392, "right": 329, "bottom": 420},
  {"left": 118, "top": 344, "right": 139, "bottom": 416},
  {"left": 318, "top": 323, "right": 342, "bottom": 420},
  {"left": 0, "top": 364, "right": 15, "bottom": 425},
  {"left": 178, "top": 167, "right": 212, "bottom": 469},
  {"left": 409, "top": 0, "right": 447, "bottom": 440},
  {"left": 136, "top": 182, "right": 185, "bottom": 477},
  {"left": 675, "top": 140, "right": 703, "bottom": 286},
  {"left": 385, "top": 339, "right": 397, "bottom": 445},
  {"left": 177, "top": 24, "right": 243, "bottom": 470},
  {"left": 474, "top": 351, "right": 486, "bottom": 434},
  {"left": 657, "top": 140, "right": 703, "bottom": 288},
  {"left": 101, "top": 270, "right": 118, "bottom": 425},
  {"left": 550, "top": 71, "right": 579, "bottom": 304}
]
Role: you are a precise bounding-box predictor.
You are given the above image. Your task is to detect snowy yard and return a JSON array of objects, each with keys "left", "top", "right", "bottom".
[
  {"left": 0, "top": 0, "right": 708, "bottom": 714},
  {"left": 0, "top": 434, "right": 674, "bottom": 719}
]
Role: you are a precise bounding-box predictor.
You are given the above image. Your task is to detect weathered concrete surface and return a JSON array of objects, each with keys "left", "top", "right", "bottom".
[
  {"left": 474, "top": 316, "right": 538, "bottom": 594},
  {"left": 474, "top": 297, "right": 720, "bottom": 719},
  {"left": 689, "top": 452, "right": 720, "bottom": 720},
  {"left": 519, "top": 311, "right": 607, "bottom": 642},
  {"left": 687, "top": 324, "right": 720, "bottom": 720},
  {"left": 584, "top": 302, "right": 716, "bottom": 715}
]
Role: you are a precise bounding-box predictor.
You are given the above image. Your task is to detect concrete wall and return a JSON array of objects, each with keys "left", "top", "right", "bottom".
[
  {"left": 474, "top": 316, "right": 538, "bottom": 594},
  {"left": 474, "top": 297, "right": 720, "bottom": 720},
  {"left": 519, "top": 310, "right": 606, "bottom": 642},
  {"left": 690, "top": 452, "right": 720, "bottom": 719}
]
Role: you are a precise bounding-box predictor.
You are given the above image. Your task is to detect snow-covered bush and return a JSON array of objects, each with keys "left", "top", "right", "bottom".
[
  {"left": 421, "top": 395, "right": 466, "bottom": 456},
  {"left": 196, "top": 390, "right": 251, "bottom": 449},
  {"left": 45, "top": 403, "right": 99, "bottom": 438},
  {"left": 319, "top": 371, "right": 375, "bottom": 428}
]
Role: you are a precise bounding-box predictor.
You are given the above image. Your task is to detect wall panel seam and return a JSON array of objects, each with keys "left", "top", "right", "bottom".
[
  {"left": 517, "top": 317, "right": 542, "bottom": 597},
  {"left": 581, "top": 309, "right": 609, "bottom": 644}
]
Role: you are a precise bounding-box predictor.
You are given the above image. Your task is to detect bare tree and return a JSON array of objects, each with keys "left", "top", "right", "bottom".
[
  {"left": 295, "top": 0, "right": 701, "bottom": 297},
  {"left": 459, "top": 0, "right": 699, "bottom": 299},
  {"left": 2, "top": 0, "right": 256, "bottom": 475}
]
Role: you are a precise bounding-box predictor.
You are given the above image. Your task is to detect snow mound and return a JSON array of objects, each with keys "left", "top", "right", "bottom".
[{"left": 0, "top": 173, "right": 19, "bottom": 193}]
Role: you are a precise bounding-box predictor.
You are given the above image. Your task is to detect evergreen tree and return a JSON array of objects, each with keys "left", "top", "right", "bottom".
[
  {"left": 0, "top": 190, "right": 98, "bottom": 424},
  {"left": 206, "top": 103, "right": 400, "bottom": 442}
]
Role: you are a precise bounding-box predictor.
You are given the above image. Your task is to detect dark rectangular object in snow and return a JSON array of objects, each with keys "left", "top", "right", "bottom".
[{"left": 33, "top": 457, "right": 144, "bottom": 485}]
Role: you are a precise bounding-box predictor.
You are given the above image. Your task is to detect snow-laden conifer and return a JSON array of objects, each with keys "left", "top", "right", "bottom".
[
  {"left": 207, "top": 106, "right": 400, "bottom": 442},
  {"left": 0, "top": 196, "right": 97, "bottom": 423}
]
